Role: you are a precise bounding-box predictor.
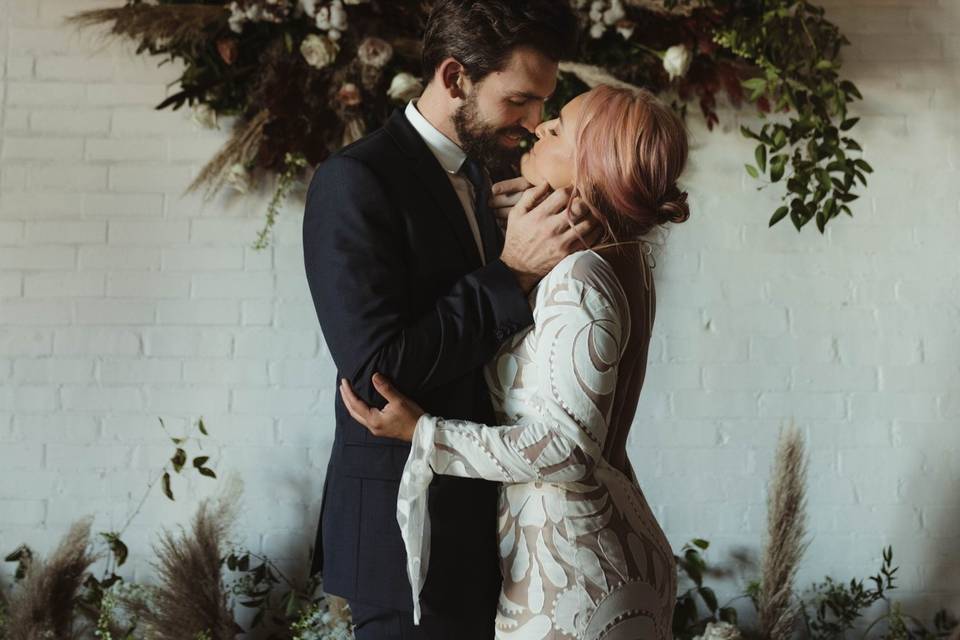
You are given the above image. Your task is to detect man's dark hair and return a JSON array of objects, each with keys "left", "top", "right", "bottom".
[{"left": 421, "top": 0, "right": 579, "bottom": 83}]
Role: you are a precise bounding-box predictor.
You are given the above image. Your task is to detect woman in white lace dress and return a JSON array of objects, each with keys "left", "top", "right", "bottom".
[{"left": 341, "top": 85, "right": 690, "bottom": 639}]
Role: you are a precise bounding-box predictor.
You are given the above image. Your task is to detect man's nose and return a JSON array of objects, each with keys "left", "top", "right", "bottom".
[{"left": 521, "top": 104, "right": 544, "bottom": 134}]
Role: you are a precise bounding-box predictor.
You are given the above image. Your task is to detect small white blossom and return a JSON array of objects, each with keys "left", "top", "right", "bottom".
[
  {"left": 589, "top": 0, "right": 605, "bottom": 23},
  {"left": 663, "top": 44, "right": 692, "bottom": 80},
  {"left": 616, "top": 20, "right": 635, "bottom": 40},
  {"left": 226, "top": 163, "right": 250, "bottom": 194},
  {"left": 315, "top": 5, "right": 330, "bottom": 30},
  {"left": 387, "top": 72, "right": 423, "bottom": 103},
  {"left": 357, "top": 36, "right": 393, "bottom": 68},
  {"left": 693, "top": 621, "right": 743, "bottom": 640},
  {"left": 330, "top": 0, "right": 348, "bottom": 30},
  {"left": 191, "top": 103, "right": 218, "bottom": 129},
  {"left": 301, "top": 34, "right": 339, "bottom": 69},
  {"left": 602, "top": 0, "right": 625, "bottom": 25},
  {"left": 590, "top": 22, "right": 606, "bottom": 39},
  {"left": 327, "top": 28, "right": 341, "bottom": 41},
  {"left": 300, "top": 0, "right": 319, "bottom": 16}
]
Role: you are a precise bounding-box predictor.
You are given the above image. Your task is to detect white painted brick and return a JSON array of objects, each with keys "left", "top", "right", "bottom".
[
  {"left": 0, "top": 471, "right": 58, "bottom": 500},
  {"left": 706, "top": 305, "right": 789, "bottom": 336},
  {"left": 28, "top": 164, "right": 108, "bottom": 191},
  {"left": 78, "top": 246, "right": 161, "bottom": 270},
  {"left": 108, "top": 220, "right": 189, "bottom": 245},
  {"left": 0, "top": 300, "right": 72, "bottom": 325},
  {"left": 0, "top": 500, "right": 45, "bottom": 526},
  {"left": 749, "top": 336, "right": 835, "bottom": 364},
  {"left": 161, "top": 247, "right": 243, "bottom": 271},
  {"left": 146, "top": 387, "right": 229, "bottom": 414},
  {"left": 99, "top": 358, "right": 180, "bottom": 384},
  {"left": 191, "top": 273, "right": 275, "bottom": 299},
  {"left": 2, "top": 108, "right": 30, "bottom": 132},
  {"left": 85, "top": 138, "right": 166, "bottom": 162},
  {"left": 241, "top": 300, "right": 274, "bottom": 326},
  {"left": 107, "top": 273, "right": 189, "bottom": 299},
  {"left": 26, "top": 221, "right": 106, "bottom": 244},
  {"left": 61, "top": 386, "right": 143, "bottom": 412},
  {"left": 190, "top": 219, "right": 265, "bottom": 245},
  {"left": 672, "top": 391, "right": 758, "bottom": 419},
  {"left": 269, "top": 359, "right": 335, "bottom": 387},
  {"left": 793, "top": 364, "right": 879, "bottom": 392},
  {"left": 54, "top": 328, "right": 141, "bottom": 356},
  {"left": 0, "top": 247, "right": 75, "bottom": 269},
  {"left": 758, "top": 392, "right": 847, "bottom": 419},
  {"left": 1, "top": 136, "right": 83, "bottom": 160},
  {"left": 235, "top": 328, "right": 317, "bottom": 358},
  {"left": 13, "top": 357, "right": 94, "bottom": 384},
  {"left": 156, "top": 299, "right": 240, "bottom": 325},
  {"left": 276, "top": 302, "right": 317, "bottom": 329},
  {"left": 30, "top": 109, "right": 110, "bottom": 135},
  {"left": 230, "top": 388, "right": 319, "bottom": 415},
  {"left": 7, "top": 81, "right": 85, "bottom": 105},
  {"left": 704, "top": 364, "right": 789, "bottom": 392},
  {"left": 850, "top": 392, "right": 939, "bottom": 421},
  {"left": 6, "top": 57, "right": 35, "bottom": 80},
  {"left": 76, "top": 298, "right": 155, "bottom": 325},
  {"left": 84, "top": 193, "right": 164, "bottom": 217},
  {"left": 84, "top": 83, "right": 168, "bottom": 106},
  {"left": 108, "top": 165, "right": 194, "bottom": 193},
  {"left": 0, "top": 329, "right": 53, "bottom": 355},
  {"left": 24, "top": 272, "right": 104, "bottom": 297},
  {"left": 0, "top": 275, "right": 23, "bottom": 297},
  {"left": 0, "top": 192, "right": 80, "bottom": 218},
  {"left": 143, "top": 328, "right": 231, "bottom": 357},
  {"left": 112, "top": 109, "right": 191, "bottom": 136},
  {"left": 183, "top": 359, "right": 269, "bottom": 385}
]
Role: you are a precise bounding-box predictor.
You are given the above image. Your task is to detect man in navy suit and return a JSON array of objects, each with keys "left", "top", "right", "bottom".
[{"left": 302, "top": 1, "right": 586, "bottom": 636}]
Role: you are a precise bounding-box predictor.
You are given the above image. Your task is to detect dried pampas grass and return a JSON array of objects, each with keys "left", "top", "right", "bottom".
[
  {"left": 758, "top": 421, "right": 810, "bottom": 640},
  {"left": 187, "top": 109, "right": 271, "bottom": 200},
  {"left": 123, "top": 475, "right": 245, "bottom": 640},
  {"left": 558, "top": 62, "right": 641, "bottom": 91},
  {"left": 64, "top": 5, "right": 227, "bottom": 57},
  {"left": 5, "top": 516, "right": 101, "bottom": 640}
]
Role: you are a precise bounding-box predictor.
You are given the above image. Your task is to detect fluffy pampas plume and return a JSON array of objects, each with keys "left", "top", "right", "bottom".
[
  {"left": 122, "top": 474, "right": 245, "bottom": 640},
  {"left": 758, "top": 421, "right": 810, "bottom": 640},
  {"left": 5, "top": 516, "right": 101, "bottom": 640}
]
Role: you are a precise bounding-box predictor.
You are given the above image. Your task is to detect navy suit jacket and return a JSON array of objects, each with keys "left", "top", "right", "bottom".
[{"left": 302, "top": 108, "right": 534, "bottom": 614}]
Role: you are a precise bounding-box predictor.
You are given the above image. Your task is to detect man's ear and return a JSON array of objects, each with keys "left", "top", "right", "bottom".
[{"left": 437, "top": 57, "right": 468, "bottom": 100}]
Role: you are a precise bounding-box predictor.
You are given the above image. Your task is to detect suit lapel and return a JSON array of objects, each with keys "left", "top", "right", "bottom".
[{"left": 384, "top": 109, "right": 483, "bottom": 269}]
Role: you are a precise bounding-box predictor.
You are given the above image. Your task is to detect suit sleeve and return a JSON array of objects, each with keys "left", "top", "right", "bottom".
[{"left": 302, "top": 154, "right": 534, "bottom": 407}]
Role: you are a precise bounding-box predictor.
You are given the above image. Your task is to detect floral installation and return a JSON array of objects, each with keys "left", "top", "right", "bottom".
[{"left": 62, "top": 0, "right": 871, "bottom": 247}]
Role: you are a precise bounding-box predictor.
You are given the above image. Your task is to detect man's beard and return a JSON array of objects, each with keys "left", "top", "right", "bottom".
[{"left": 452, "top": 89, "right": 528, "bottom": 180}]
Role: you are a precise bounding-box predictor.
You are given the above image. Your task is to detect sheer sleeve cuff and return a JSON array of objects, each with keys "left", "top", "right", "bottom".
[{"left": 396, "top": 412, "right": 437, "bottom": 625}]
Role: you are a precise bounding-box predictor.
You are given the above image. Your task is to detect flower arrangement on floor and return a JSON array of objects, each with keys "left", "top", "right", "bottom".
[
  {"left": 0, "top": 422, "right": 956, "bottom": 639},
  {"left": 65, "top": 0, "right": 871, "bottom": 248}
]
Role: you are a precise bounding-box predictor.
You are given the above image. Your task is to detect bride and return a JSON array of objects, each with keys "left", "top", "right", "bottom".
[{"left": 340, "top": 84, "right": 689, "bottom": 640}]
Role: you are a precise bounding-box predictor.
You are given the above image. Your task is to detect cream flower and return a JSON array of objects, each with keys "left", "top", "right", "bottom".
[
  {"left": 330, "top": 0, "right": 348, "bottom": 31},
  {"left": 226, "top": 163, "right": 250, "bottom": 194},
  {"left": 663, "top": 44, "right": 692, "bottom": 80},
  {"left": 300, "top": 34, "right": 339, "bottom": 69},
  {"left": 358, "top": 36, "right": 393, "bottom": 68},
  {"left": 694, "top": 621, "right": 743, "bottom": 640},
  {"left": 191, "top": 103, "right": 218, "bottom": 129},
  {"left": 387, "top": 72, "right": 423, "bottom": 102}
]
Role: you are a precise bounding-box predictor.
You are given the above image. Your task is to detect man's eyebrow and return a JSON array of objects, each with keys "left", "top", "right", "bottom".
[{"left": 509, "top": 90, "right": 551, "bottom": 101}]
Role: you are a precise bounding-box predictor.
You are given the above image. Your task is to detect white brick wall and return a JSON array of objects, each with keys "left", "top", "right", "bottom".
[{"left": 1, "top": 0, "right": 958, "bottom": 626}]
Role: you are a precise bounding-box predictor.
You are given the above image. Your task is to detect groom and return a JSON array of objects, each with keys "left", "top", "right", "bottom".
[{"left": 303, "top": 1, "right": 582, "bottom": 636}]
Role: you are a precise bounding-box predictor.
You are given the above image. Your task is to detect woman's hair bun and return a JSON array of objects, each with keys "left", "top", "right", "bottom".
[{"left": 657, "top": 185, "right": 690, "bottom": 224}]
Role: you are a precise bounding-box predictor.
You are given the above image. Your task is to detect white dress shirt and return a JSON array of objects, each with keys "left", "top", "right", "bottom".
[{"left": 404, "top": 100, "right": 487, "bottom": 264}]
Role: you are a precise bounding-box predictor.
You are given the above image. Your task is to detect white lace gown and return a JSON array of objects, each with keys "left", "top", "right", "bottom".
[{"left": 397, "top": 248, "right": 677, "bottom": 639}]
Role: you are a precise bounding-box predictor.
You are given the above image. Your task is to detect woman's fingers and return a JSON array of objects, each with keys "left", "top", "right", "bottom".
[{"left": 339, "top": 379, "right": 380, "bottom": 432}]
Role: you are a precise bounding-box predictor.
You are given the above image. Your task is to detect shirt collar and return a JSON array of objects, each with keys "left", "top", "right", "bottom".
[{"left": 404, "top": 99, "right": 467, "bottom": 175}]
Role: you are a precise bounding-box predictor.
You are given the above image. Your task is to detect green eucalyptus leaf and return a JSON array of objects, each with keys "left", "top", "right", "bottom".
[
  {"left": 171, "top": 448, "right": 187, "bottom": 473},
  {"left": 745, "top": 164, "right": 760, "bottom": 179},
  {"left": 162, "top": 471, "right": 174, "bottom": 501},
  {"left": 770, "top": 206, "right": 789, "bottom": 226},
  {"left": 755, "top": 145, "right": 767, "bottom": 172}
]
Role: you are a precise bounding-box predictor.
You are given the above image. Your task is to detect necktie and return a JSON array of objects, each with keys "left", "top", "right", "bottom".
[{"left": 460, "top": 156, "right": 501, "bottom": 265}]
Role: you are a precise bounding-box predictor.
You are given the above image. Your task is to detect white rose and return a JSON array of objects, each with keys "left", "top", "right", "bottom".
[
  {"left": 330, "top": 0, "right": 348, "bottom": 31},
  {"left": 328, "top": 28, "right": 341, "bottom": 41},
  {"left": 300, "top": 34, "right": 339, "bottom": 69},
  {"left": 589, "top": 1, "right": 605, "bottom": 22},
  {"left": 226, "top": 163, "right": 250, "bottom": 194},
  {"left": 590, "top": 22, "right": 606, "bottom": 39},
  {"left": 315, "top": 5, "right": 330, "bottom": 30},
  {"left": 300, "top": 0, "right": 319, "bottom": 17},
  {"left": 357, "top": 36, "right": 393, "bottom": 68},
  {"left": 602, "top": 0, "right": 625, "bottom": 25},
  {"left": 387, "top": 72, "right": 423, "bottom": 102},
  {"left": 663, "top": 44, "right": 692, "bottom": 80},
  {"left": 191, "top": 103, "right": 218, "bottom": 129},
  {"left": 700, "top": 621, "right": 743, "bottom": 640}
]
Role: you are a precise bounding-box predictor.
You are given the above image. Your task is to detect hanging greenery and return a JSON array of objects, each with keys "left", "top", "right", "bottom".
[{"left": 65, "top": 0, "right": 871, "bottom": 247}]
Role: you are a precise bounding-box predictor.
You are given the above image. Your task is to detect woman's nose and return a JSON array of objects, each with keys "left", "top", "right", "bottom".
[{"left": 534, "top": 120, "right": 548, "bottom": 139}]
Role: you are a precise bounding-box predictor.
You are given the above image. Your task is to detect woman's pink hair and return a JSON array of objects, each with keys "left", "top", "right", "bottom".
[{"left": 572, "top": 85, "right": 690, "bottom": 242}]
